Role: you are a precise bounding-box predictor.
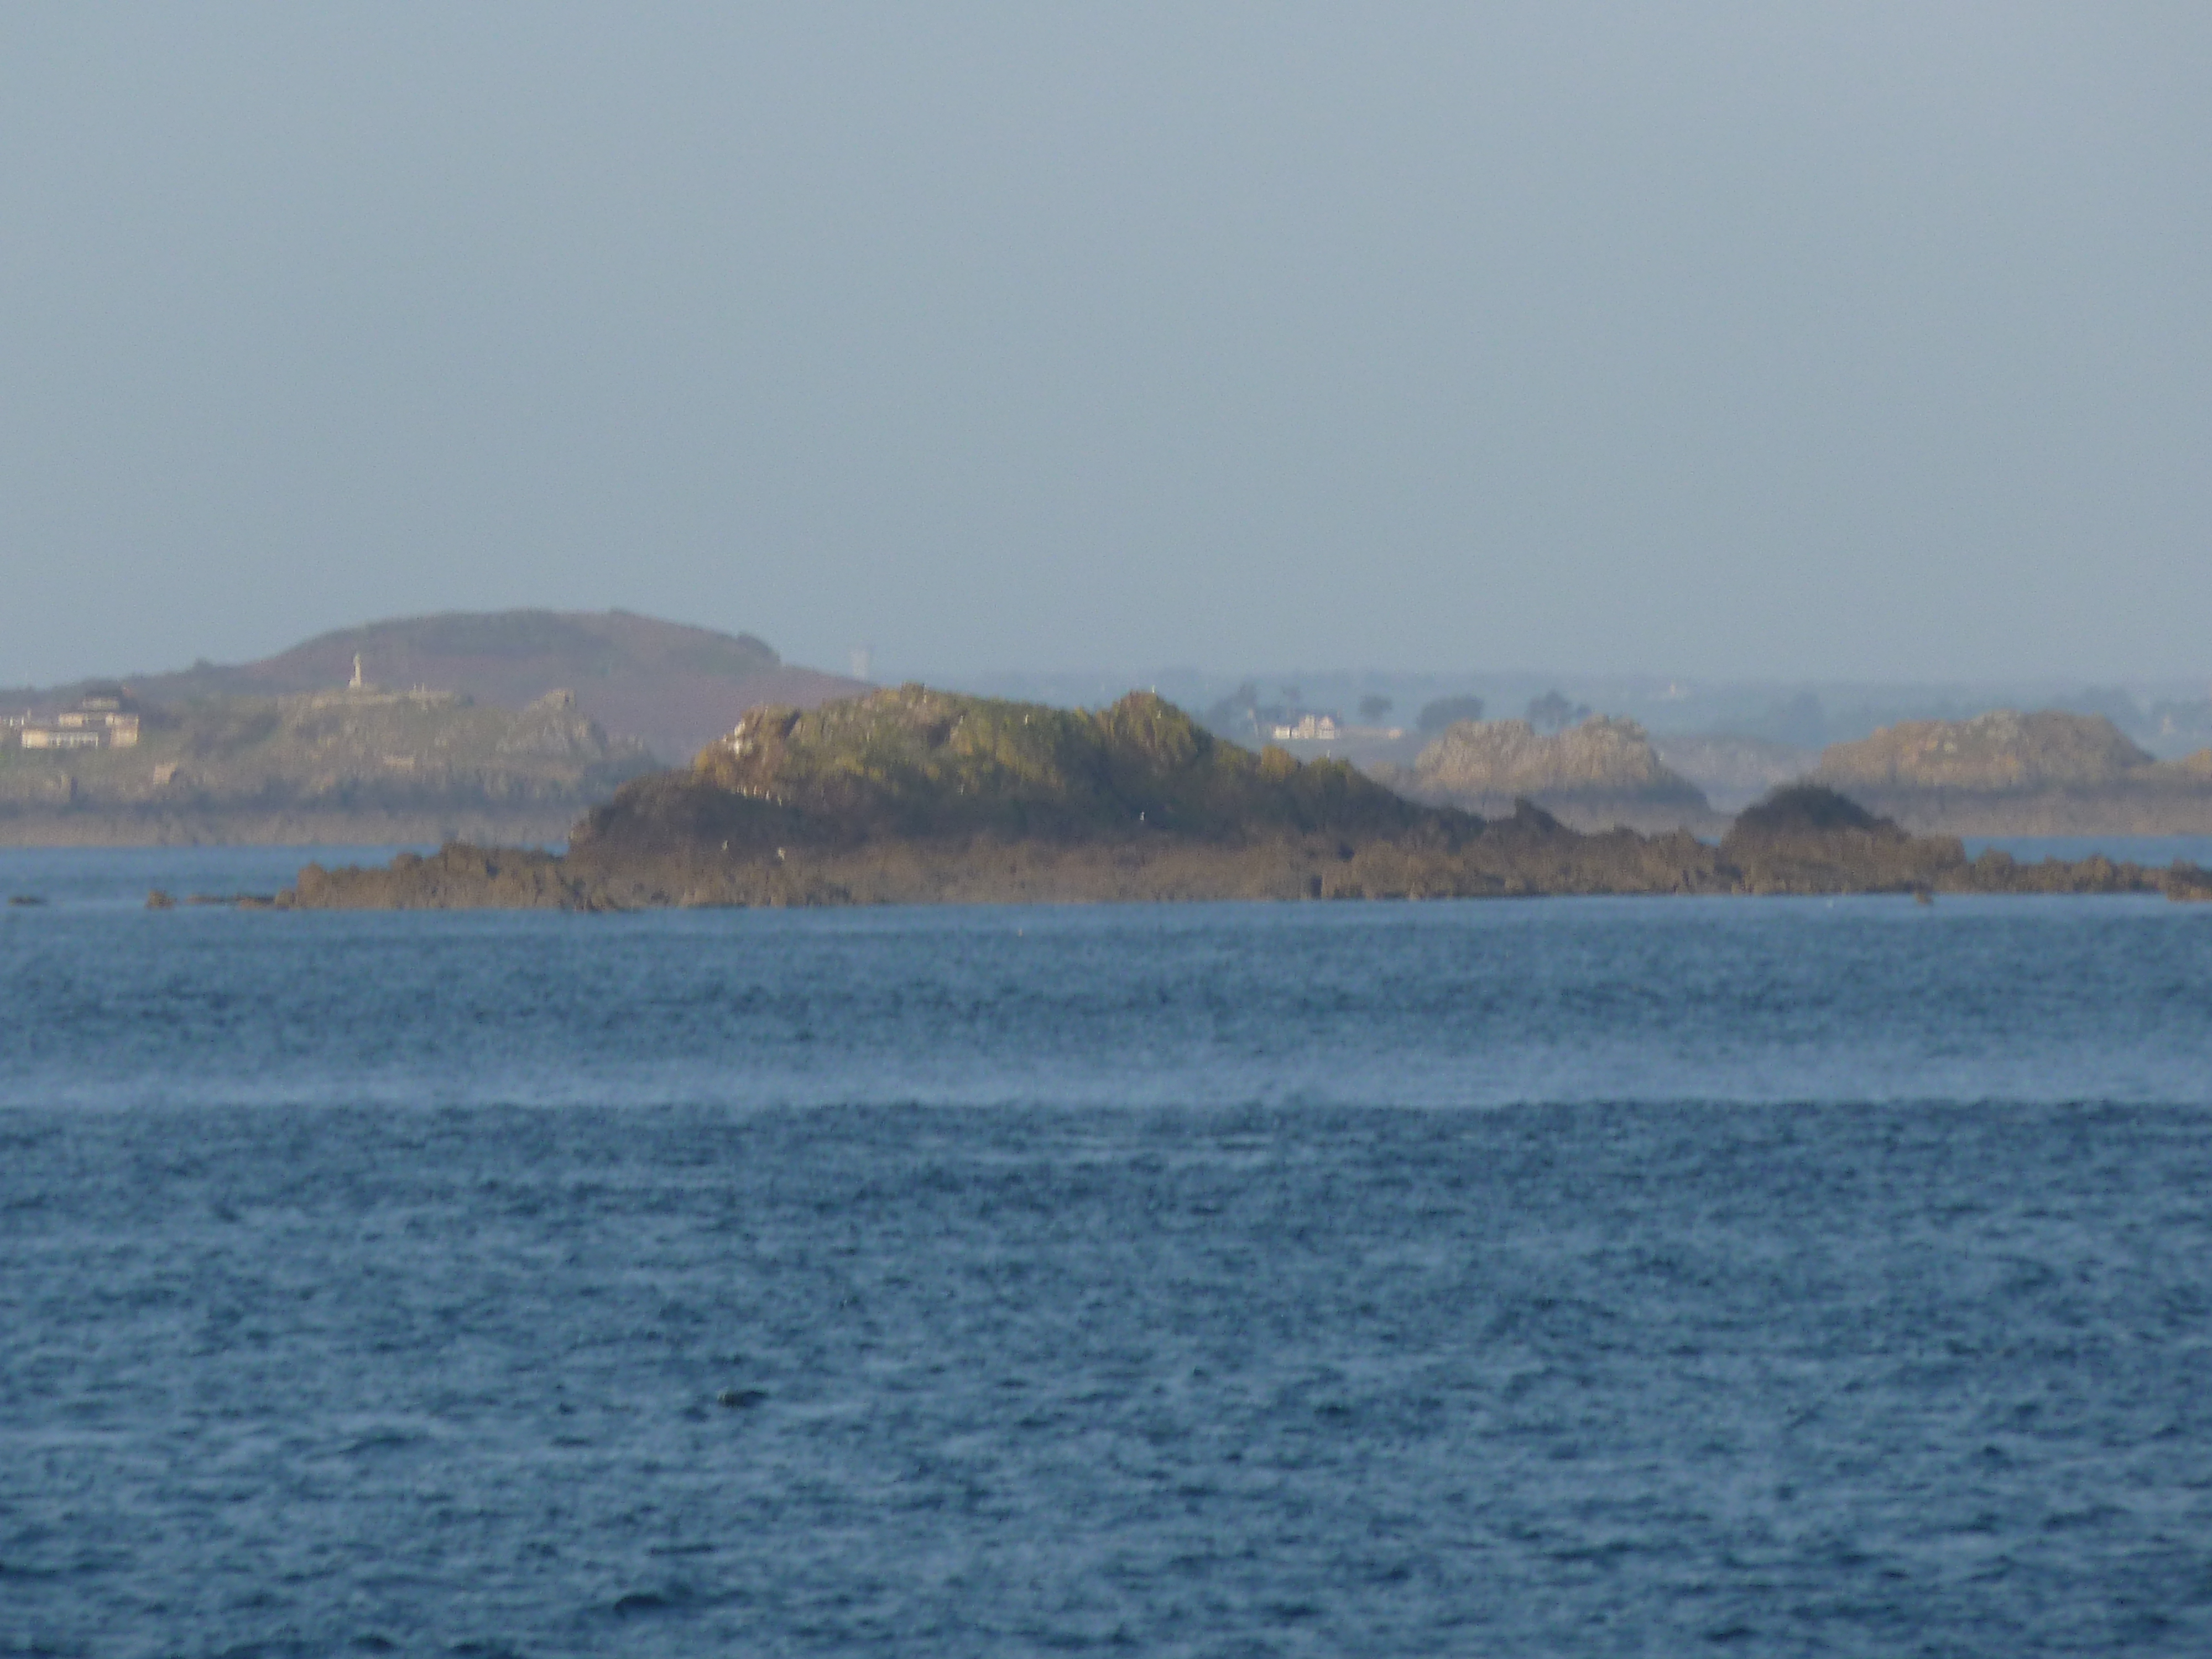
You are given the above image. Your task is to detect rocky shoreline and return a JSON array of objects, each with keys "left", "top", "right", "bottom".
[{"left": 268, "top": 688, "right": 2212, "bottom": 911}]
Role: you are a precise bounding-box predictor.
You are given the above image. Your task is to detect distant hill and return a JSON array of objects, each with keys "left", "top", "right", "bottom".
[
  {"left": 1814, "top": 711, "right": 2212, "bottom": 832},
  {"left": 1385, "top": 716, "right": 1717, "bottom": 833},
  {"left": 1820, "top": 710, "right": 2153, "bottom": 790},
  {"left": 2, "top": 609, "right": 869, "bottom": 763}
]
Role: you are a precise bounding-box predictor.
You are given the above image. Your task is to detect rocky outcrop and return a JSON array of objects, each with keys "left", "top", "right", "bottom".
[
  {"left": 1720, "top": 785, "right": 1960, "bottom": 894},
  {"left": 1402, "top": 716, "right": 1716, "bottom": 832},
  {"left": 1814, "top": 712, "right": 2212, "bottom": 833},
  {"left": 269, "top": 690, "right": 2205, "bottom": 910},
  {"left": 288, "top": 844, "right": 580, "bottom": 909},
  {"left": 1820, "top": 711, "right": 2150, "bottom": 790}
]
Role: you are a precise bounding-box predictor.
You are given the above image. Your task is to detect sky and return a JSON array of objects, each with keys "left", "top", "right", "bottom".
[{"left": 2, "top": 3, "right": 2207, "bottom": 689}]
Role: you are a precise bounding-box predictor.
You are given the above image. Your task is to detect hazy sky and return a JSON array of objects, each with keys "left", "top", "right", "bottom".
[{"left": 3, "top": 4, "right": 2206, "bottom": 687}]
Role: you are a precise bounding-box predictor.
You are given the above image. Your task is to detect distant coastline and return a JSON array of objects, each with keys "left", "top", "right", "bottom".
[
  {"left": 10, "top": 614, "right": 2211, "bottom": 848},
  {"left": 0, "top": 609, "right": 872, "bottom": 847},
  {"left": 0, "top": 810, "right": 575, "bottom": 851}
]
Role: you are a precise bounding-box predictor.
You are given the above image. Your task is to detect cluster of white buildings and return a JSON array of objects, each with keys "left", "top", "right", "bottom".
[{"left": 4, "top": 693, "right": 140, "bottom": 752}]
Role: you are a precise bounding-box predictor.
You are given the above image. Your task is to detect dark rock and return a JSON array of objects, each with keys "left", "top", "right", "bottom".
[{"left": 1730, "top": 784, "right": 1884, "bottom": 837}]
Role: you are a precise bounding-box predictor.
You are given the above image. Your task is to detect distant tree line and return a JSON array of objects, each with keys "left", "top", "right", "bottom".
[{"left": 1416, "top": 695, "right": 1484, "bottom": 733}]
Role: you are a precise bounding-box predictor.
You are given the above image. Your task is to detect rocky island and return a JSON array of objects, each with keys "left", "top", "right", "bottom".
[
  {"left": 1814, "top": 710, "right": 2212, "bottom": 834},
  {"left": 1381, "top": 713, "right": 1720, "bottom": 833},
  {"left": 276, "top": 687, "right": 2212, "bottom": 909}
]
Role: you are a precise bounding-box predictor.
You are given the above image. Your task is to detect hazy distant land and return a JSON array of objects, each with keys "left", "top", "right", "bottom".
[
  {"left": 7, "top": 610, "right": 2212, "bottom": 847},
  {"left": 1814, "top": 711, "right": 2212, "bottom": 834},
  {"left": 1, "top": 608, "right": 867, "bottom": 768},
  {"left": 1379, "top": 716, "right": 1723, "bottom": 835},
  {"left": 1373, "top": 708, "right": 2212, "bottom": 837},
  {"left": 0, "top": 684, "right": 658, "bottom": 848},
  {"left": 0, "top": 611, "right": 866, "bottom": 846}
]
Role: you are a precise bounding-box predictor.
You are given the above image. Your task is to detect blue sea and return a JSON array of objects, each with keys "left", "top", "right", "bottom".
[{"left": 4, "top": 846, "right": 2211, "bottom": 1656}]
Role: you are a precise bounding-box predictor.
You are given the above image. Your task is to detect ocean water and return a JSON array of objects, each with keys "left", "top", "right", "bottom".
[{"left": 3, "top": 850, "right": 2211, "bottom": 1656}]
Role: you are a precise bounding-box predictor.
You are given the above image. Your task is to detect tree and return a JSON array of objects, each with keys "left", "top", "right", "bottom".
[
  {"left": 1358, "top": 694, "right": 1394, "bottom": 723},
  {"left": 1416, "top": 694, "right": 1485, "bottom": 733},
  {"left": 1199, "top": 681, "right": 1262, "bottom": 737},
  {"left": 1526, "top": 690, "right": 1590, "bottom": 734}
]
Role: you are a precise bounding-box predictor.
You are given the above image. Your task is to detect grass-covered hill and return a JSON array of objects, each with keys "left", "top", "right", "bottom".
[{"left": 589, "top": 684, "right": 1433, "bottom": 854}]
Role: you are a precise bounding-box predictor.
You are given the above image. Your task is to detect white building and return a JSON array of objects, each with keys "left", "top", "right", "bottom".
[
  {"left": 17, "top": 693, "right": 140, "bottom": 750},
  {"left": 21, "top": 727, "right": 103, "bottom": 750}
]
